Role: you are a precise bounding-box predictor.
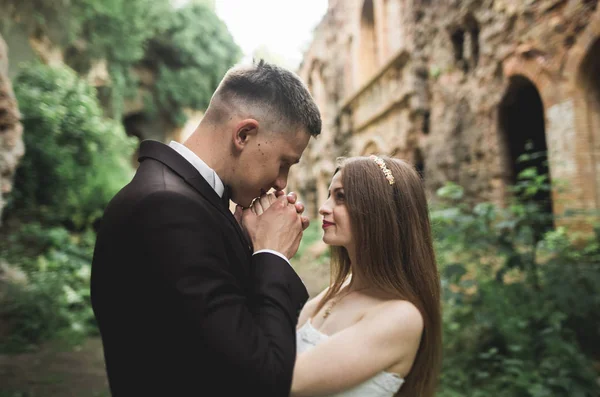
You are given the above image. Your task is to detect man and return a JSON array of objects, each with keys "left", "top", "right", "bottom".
[{"left": 90, "top": 60, "right": 321, "bottom": 396}]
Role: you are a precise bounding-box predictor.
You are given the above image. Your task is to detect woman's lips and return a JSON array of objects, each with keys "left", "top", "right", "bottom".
[{"left": 322, "top": 221, "right": 335, "bottom": 229}]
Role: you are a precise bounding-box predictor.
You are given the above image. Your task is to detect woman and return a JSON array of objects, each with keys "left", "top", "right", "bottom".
[{"left": 253, "top": 155, "right": 442, "bottom": 396}]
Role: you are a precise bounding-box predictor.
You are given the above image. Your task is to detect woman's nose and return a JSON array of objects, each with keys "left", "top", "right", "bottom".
[{"left": 319, "top": 202, "right": 332, "bottom": 216}]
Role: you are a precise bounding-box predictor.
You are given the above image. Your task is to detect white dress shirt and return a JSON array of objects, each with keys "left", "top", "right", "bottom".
[{"left": 168, "top": 141, "right": 291, "bottom": 266}]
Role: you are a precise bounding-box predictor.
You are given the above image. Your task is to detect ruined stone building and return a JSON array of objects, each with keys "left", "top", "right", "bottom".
[{"left": 290, "top": 0, "right": 600, "bottom": 228}]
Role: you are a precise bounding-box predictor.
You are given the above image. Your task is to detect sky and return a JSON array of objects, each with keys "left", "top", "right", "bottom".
[
  {"left": 177, "top": 0, "right": 329, "bottom": 70},
  {"left": 215, "top": 0, "right": 328, "bottom": 69}
]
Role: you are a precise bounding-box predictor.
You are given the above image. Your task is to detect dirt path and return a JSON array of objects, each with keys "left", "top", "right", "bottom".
[{"left": 0, "top": 338, "right": 109, "bottom": 397}]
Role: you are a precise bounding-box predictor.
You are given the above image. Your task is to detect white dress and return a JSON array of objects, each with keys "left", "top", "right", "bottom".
[{"left": 296, "top": 319, "right": 405, "bottom": 397}]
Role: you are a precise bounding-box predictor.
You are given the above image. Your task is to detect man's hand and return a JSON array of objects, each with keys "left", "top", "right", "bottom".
[
  {"left": 242, "top": 194, "right": 305, "bottom": 259},
  {"left": 251, "top": 191, "right": 310, "bottom": 231}
]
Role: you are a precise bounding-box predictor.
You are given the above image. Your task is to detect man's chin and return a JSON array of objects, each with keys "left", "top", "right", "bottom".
[{"left": 231, "top": 197, "right": 253, "bottom": 209}]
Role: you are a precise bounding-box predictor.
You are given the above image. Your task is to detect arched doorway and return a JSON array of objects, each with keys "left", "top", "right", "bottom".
[
  {"left": 498, "top": 75, "right": 553, "bottom": 217},
  {"left": 578, "top": 38, "right": 600, "bottom": 208},
  {"left": 360, "top": 138, "right": 383, "bottom": 156},
  {"left": 413, "top": 148, "right": 425, "bottom": 179},
  {"left": 359, "top": 0, "right": 378, "bottom": 83}
]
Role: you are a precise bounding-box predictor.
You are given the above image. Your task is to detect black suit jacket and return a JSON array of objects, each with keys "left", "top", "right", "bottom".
[{"left": 90, "top": 140, "right": 309, "bottom": 396}]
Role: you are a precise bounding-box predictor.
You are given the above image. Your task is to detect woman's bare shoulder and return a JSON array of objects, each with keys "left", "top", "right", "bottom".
[{"left": 367, "top": 299, "right": 424, "bottom": 339}]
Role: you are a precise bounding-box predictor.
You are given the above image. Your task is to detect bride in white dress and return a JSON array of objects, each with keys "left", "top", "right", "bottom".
[{"left": 252, "top": 156, "right": 442, "bottom": 397}]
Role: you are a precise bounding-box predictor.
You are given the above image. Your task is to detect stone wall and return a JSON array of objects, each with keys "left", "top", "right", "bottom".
[
  {"left": 0, "top": 34, "right": 23, "bottom": 223},
  {"left": 291, "top": 0, "right": 600, "bottom": 229}
]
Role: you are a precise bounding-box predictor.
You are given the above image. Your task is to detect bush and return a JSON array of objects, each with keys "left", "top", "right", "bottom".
[
  {"left": 0, "top": 223, "right": 96, "bottom": 352},
  {"left": 6, "top": 62, "right": 136, "bottom": 230},
  {"left": 433, "top": 169, "right": 600, "bottom": 396},
  {"left": 0, "top": 62, "right": 134, "bottom": 351}
]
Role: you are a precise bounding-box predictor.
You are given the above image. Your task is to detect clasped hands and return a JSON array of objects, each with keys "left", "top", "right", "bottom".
[{"left": 234, "top": 191, "right": 310, "bottom": 260}]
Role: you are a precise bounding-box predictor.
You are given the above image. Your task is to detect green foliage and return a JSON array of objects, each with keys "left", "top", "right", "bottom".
[
  {"left": 0, "top": 223, "right": 96, "bottom": 352},
  {"left": 0, "top": 62, "right": 133, "bottom": 350},
  {"left": 433, "top": 168, "right": 600, "bottom": 396},
  {"left": 186, "top": 0, "right": 216, "bottom": 10},
  {"left": 7, "top": 62, "right": 136, "bottom": 230},
  {"left": 63, "top": 0, "right": 241, "bottom": 124},
  {"left": 143, "top": 3, "right": 242, "bottom": 125},
  {"left": 1, "top": 0, "right": 240, "bottom": 123},
  {"left": 0, "top": 0, "right": 70, "bottom": 35},
  {"left": 69, "top": 0, "right": 169, "bottom": 65},
  {"left": 61, "top": 0, "right": 172, "bottom": 119}
]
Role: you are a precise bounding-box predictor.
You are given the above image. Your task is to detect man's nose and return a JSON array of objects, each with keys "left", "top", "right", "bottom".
[{"left": 273, "top": 177, "right": 287, "bottom": 191}]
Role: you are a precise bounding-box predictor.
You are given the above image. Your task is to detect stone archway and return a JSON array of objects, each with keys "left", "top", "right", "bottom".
[
  {"left": 358, "top": 0, "right": 379, "bottom": 84},
  {"left": 578, "top": 38, "right": 600, "bottom": 208},
  {"left": 360, "top": 138, "right": 384, "bottom": 156},
  {"left": 413, "top": 148, "right": 425, "bottom": 179},
  {"left": 498, "top": 75, "right": 553, "bottom": 216}
]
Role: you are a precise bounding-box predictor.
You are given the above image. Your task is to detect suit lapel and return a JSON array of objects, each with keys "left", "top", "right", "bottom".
[
  {"left": 138, "top": 140, "right": 252, "bottom": 255},
  {"left": 183, "top": 175, "right": 253, "bottom": 253}
]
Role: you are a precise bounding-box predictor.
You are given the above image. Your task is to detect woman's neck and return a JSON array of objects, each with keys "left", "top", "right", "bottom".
[{"left": 344, "top": 246, "right": 371, "bottom": 292}]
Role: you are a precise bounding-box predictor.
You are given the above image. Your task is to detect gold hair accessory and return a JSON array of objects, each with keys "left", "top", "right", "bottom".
[{"left": 370, "top": 155, "right": 395, "bottom": 185}]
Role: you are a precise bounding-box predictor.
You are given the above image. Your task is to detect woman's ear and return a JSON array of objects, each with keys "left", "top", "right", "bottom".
[{"left": 233, "top": 119, "right": 259, "bottom": 151}]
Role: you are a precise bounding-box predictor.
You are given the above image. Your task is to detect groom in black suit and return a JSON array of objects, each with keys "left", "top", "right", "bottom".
[{"left": 90, "top": 60, "right": 321, "bottom": 396}]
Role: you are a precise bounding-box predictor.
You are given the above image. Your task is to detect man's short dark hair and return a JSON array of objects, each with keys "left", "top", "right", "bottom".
[{"left": 206, "top": 59, "right": 321, "bottom": 137}]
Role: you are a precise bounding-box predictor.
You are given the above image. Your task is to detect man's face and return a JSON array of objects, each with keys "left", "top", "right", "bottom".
[{"left": 231, "top": 128, "right": 310, "bottom": 207}]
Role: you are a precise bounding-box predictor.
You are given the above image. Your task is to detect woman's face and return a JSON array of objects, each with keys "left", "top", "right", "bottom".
[{"left": 319, "top": 172, "right": 353, "bottom": 249}]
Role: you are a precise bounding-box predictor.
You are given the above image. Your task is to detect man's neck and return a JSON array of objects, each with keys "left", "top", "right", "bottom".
[{"left": 184, "top": 128, "right": 230, "bottom": 184}]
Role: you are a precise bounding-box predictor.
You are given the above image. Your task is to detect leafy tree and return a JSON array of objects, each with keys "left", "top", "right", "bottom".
[
  {"left": 6, "top": 62, "right": 136, "bottom": 229},
  {"left": 142, "top": 2, "right": 242, "bottom": 125},
  {"left": 0, "top": 0, "right": 71, "bottom": 35},
  {"left": 63, "top": 0, "right": 173, "bottom": 118},
  {"left": 1, "top": 0, "right": 240, "bottom": 125}
]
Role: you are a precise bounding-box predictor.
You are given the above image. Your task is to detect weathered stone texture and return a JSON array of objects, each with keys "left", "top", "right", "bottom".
[
  {"left": 291, "top": 0, "right": 600, "bottom": 228},
  {"left": 0, "top": 34, "right": 23, "bottom": 223}
]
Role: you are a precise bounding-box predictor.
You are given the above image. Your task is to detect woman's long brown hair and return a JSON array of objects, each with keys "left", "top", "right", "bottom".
[{"left": 312, "top": 156, "right": 442, "bottom": 397}]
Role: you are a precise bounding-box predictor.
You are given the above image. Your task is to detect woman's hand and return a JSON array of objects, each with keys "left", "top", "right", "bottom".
[
  {"left": 250, "top": 192, "right": 278, "bottom": 215},
  {"left": 251, "top": 191, "right": 310, "bottom": 230}
]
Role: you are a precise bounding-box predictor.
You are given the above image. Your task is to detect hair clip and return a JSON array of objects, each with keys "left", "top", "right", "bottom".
[{"left": 370, "top": 155, "right": 395, "bottom": 185}]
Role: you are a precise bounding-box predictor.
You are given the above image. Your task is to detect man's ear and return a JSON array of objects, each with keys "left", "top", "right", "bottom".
[{"left": 233, "top": 119, "right": 259, "bottom": 151}]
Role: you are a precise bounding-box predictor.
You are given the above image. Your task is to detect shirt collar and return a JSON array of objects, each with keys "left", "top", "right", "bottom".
[{"left": 168, "top": 140, "right": 225, "bottom": 198}]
